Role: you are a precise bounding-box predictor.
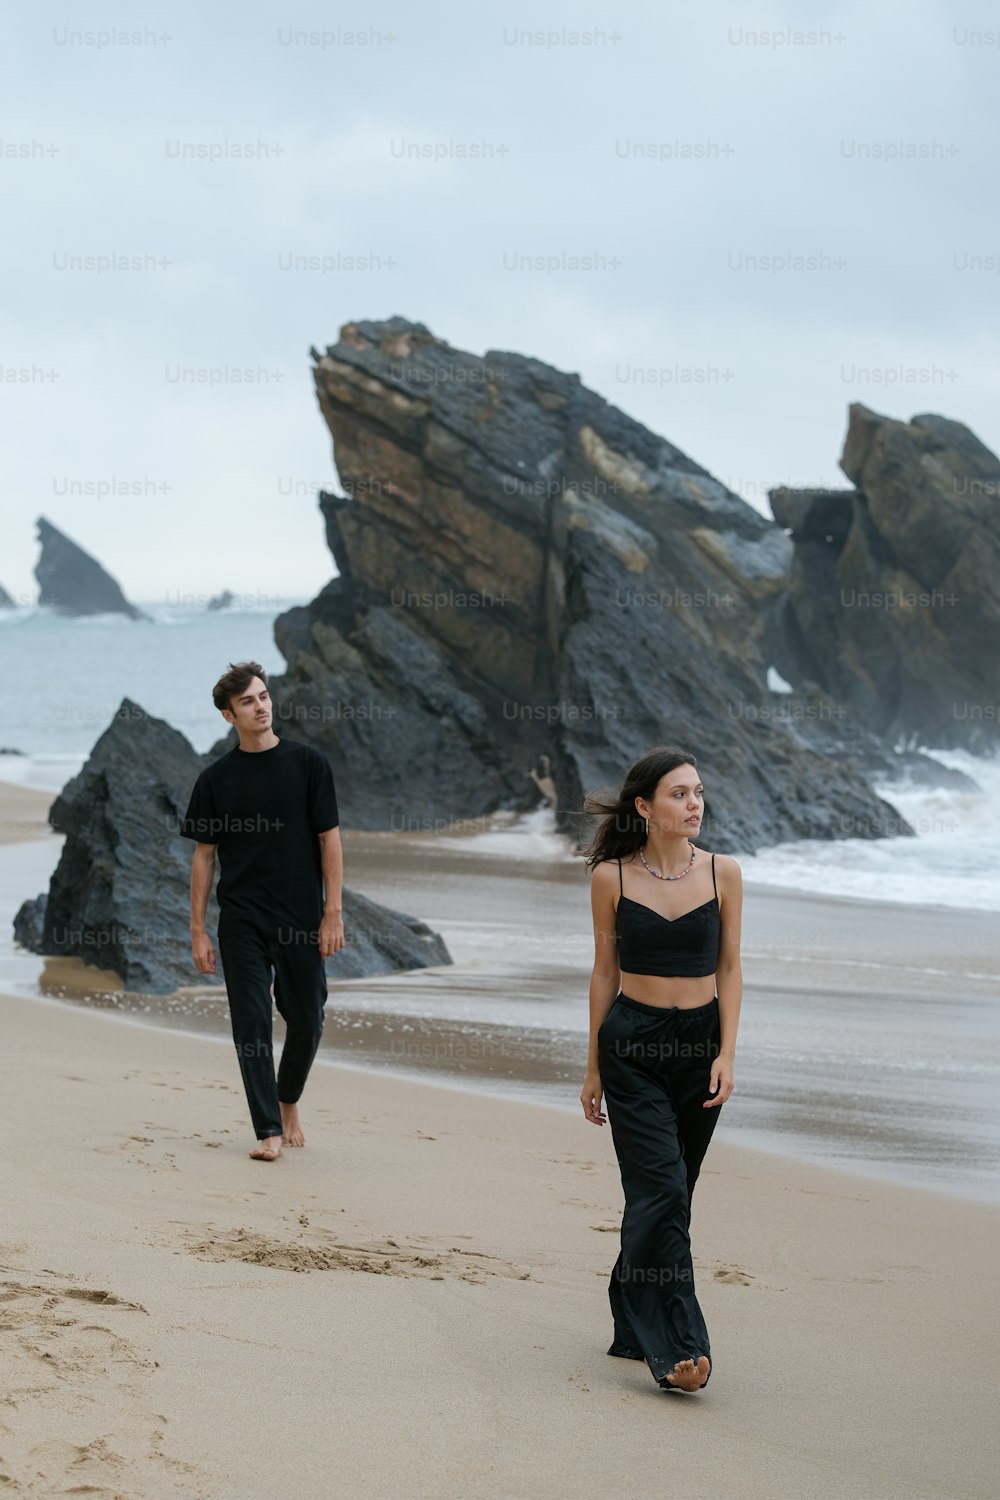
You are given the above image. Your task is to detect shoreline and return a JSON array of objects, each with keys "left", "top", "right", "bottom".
[
  {"left": 3, "top": 780, "right": 1000, "bottom": 1493},
  {"left": 10, "top": 975, "right": 1000, "bottom": 1209},
  {"left": 8, "top": 977, "right": 1000, "bottom": 1208},
  {"left": 3, "top": 778, "right": 999, "bottom": 1206}
]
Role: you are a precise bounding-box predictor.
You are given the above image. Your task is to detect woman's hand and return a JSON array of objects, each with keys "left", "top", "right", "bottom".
[
  {"left": 704, "top": 1055, "right": 734, "bottom": 1107},
  {"left": 580, "top": 1070, "right": 606, "bottom": 1125}
]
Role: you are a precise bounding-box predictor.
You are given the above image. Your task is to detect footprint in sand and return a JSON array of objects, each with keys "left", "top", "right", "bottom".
[
  {"left": 115, "top": 1134, "right": 185, "bottom": 1173},
  {"left": 713, "top": 1263, "right": 755, "bottom": 1286},
  {"left": 179, "top": 1226, "right": 534, "bottom": 1284},
  {"left": 841, "top": 1263, "right": 932, "bottom": 1284},
  {"left": 0, "top": 1274, "right": 201, "bottom": 1494},
  {"left": 21, "top": 1425, "right": 198, "bottom": 1497}
]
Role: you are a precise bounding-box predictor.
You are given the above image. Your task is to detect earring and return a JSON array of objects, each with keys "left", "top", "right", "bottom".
[{"left": 644, "top": 817, "right": 649, "bottom": 836}]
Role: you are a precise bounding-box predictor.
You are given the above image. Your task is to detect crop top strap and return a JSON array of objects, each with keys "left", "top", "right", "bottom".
[
  {"left": 711, "top": 852, "right": 717, "bottom": 899},
  {"left": 617, "top": 857, "right": 623, "bottom": 895}
]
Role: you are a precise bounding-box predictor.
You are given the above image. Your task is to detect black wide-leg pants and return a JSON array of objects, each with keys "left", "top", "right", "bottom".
[
  {"left": 598, "top": 991, "right": 725, "bottom": 1387},
  {"left": 217, "top": 920, "right": 329, "bottom": 1139}
]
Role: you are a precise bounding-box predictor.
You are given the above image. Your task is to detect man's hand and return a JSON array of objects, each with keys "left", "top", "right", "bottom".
[
  {"left": 192, "top": 931, "right": 216, "bottom": 974},
  {"left": 318, "top": 912, "right": 345, "bottom": 959}
]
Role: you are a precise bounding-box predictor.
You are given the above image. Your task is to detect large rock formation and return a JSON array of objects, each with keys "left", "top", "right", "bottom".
[
  {"left": 34, "top": 515, "right": 150, "bottom": 620},
  {"left": 765, "top": 405, "right": 1000, "bottom": 752},
  {"left": 13, "top": 699, "right": 451, "bottom": 995},
  {"left": 202, "top": 316, "right": 946, "bottom": 852}
]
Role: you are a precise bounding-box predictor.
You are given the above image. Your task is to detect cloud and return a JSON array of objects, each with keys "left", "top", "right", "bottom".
[{"left": 2, "top": 0, "right": 996, "bottom": 598}]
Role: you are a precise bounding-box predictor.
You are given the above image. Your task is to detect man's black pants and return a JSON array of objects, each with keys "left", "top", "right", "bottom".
[{"left": 217, "top": 920, "right": 329, "bottom": 1139}]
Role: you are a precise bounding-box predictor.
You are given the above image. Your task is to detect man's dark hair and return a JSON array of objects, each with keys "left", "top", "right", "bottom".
[{"left": 212, "top": 660, "right": 268, "bottom": 715}]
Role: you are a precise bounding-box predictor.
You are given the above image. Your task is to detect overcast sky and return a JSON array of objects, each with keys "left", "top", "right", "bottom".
[{"left": 2, "top": 0, "right": 998, "bottom": 604}]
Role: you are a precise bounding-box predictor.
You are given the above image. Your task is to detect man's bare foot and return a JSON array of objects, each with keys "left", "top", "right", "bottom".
[
  {"left": 661, "top": 1355, "right": 710, "bottom": 1391},
  {"left": 280, "top": 1101, "right": 304, "bottom": 1147},
  {"left": 249, "top": 1134, "right": 283, "bottom": 1161}
]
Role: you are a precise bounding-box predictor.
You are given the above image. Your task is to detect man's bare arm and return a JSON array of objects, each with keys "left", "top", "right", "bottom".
[
  {"left": 317, "top": 828, "right": 345, "bottom": 957},
  {"left": 190, "top": 844, "right": 217, "bottom": 973},
  {"left": 318, "top": 826, "right": 343, "bottom": 916}
]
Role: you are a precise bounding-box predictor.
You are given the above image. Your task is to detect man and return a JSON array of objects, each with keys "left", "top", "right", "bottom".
[{"left": 179, "top": 660, "right": 344, "bottom": 1161}]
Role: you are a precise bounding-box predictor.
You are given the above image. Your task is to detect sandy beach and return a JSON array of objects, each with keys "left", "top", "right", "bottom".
[
  {"left": 2, "top": 778, "right": 998, "bottom": 1498},
  {"left": 2, "top": 979, "right": 997, "bottom": 1500}
]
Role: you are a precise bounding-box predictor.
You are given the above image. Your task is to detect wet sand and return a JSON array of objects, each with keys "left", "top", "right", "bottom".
[{"left": 4, "top": 793, "right": 999, "bottom": 1201}]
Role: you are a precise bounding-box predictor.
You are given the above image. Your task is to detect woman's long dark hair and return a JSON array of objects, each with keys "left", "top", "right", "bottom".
[{"left": 578, "top": 745, "right": 700, "bottom": 871}]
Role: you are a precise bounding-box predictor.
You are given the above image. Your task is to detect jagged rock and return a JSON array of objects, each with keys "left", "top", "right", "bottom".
[
  {"left": 764, "top": 404, "right": 1000, "bottom": 751},
  {"left": 207, "top": 589, "right": 234, "bottom": 611},
  {"left": 210, "top": 317, "right": 918, "bottom": 851},
  {"left": 12, "top": 698, "right": 452, "bottom": 995},
  {"left": 34, "top": 515, "right": 151, "bottom": 620},
  {"left": 0, "top": 580, "right": 16, "bottom": 608}
]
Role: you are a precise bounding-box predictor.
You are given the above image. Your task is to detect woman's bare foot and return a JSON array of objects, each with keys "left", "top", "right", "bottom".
[
  {"left": 661, "top": 1355, "right": 710, "bottom": 1391},
  {"left": 280, "top": 1102, "right": 304, "bottom": 1146},
  {"left": 249, "top": 1134, "right": 283, "bottom": 1161}
]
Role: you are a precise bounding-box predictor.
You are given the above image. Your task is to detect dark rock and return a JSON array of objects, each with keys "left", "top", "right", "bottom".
[
  {"left": 13, "top": 892, "right": 46, "bottom": 951},
  {"left": 217, "top": 317, "right": 919, "bottom": 851},
  {"left": 0, "top": 746, "right": 26, "bottom": 755},
  {"left": 0, "top": 580, "right": 15, "bottom": 608},
  {"left": 34, "top": 515, "right": 151, "bottom": 620},
  {"left": 207, "top": 589, "right": 234, "bottom": 611},
  {"left": 769, "top": 486, "right": 857, "bottom": 547},
  {"left": 764, "top": 404, "right": 1000, "bottom": 752},
  {"left": 12, "top": 698, "right": 451, "bottom": 995}
]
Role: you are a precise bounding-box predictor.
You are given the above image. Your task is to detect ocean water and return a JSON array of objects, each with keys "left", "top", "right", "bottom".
[
  {"left": 0, "top": 598, "right": 295, "bottom": 770},
  {"left": 2, "top": 601, "right": 999, "bottom": 912}
]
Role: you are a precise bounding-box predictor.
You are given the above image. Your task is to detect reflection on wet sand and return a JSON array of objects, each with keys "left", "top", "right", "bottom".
[
  {"left": 36, "top": 969, "right": 587, "bottom": 1097},
  {"left": 6, "top": 818, "right": 1000, "bottom": 1200}
]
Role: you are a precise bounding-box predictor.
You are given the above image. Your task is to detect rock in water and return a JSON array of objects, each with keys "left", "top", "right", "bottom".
[
  {"left": 766, "top": 404, "right": 1000, "bottom": 752},
  {"left": 220, "top": 317, "right": 914, "bottom": 850},
  {"left": 12, "top": 699, "right": 451, "bottom": 995},
  {"left": 34, "top": 515, "right": 150, "bottom": 620}
]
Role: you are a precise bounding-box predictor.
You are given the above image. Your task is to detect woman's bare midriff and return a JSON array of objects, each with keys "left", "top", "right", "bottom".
[{"left": 617, "top": 970, "right": 717, "bottom": 1009}]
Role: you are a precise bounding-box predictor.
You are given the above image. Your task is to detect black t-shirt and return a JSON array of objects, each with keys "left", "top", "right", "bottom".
[{"left": 179, "top": 736, "right": 339, "bottom": 933}]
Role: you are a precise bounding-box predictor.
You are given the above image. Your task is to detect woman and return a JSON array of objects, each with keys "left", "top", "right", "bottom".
[{"left": 579, "top": 745, "right": 742, "bottom": 1393}]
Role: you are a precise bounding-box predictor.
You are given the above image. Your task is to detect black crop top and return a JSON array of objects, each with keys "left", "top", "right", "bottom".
[{"left": 614, "top": 854, "right": 721, "bottom": 978}]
